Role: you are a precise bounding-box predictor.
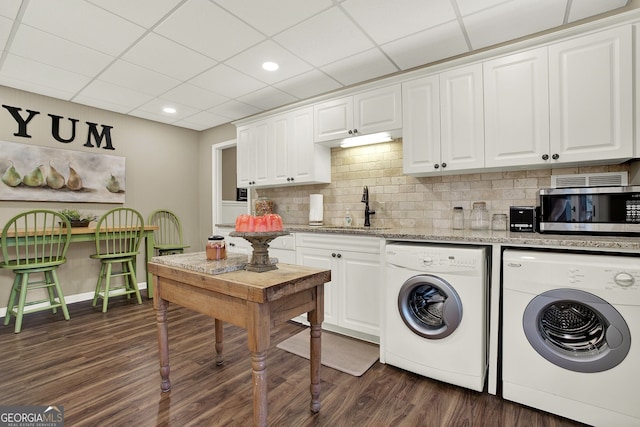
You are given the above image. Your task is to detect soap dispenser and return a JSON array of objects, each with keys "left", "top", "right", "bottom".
[{"left": 344, "top": 209, "right": 353, "bottom": 227}]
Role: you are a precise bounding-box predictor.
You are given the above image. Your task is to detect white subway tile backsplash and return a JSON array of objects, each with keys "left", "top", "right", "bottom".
[{"left": 256, "top": 140, "right": 630, "bottom": 229}]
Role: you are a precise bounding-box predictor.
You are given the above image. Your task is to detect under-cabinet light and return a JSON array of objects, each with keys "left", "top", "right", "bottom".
[{"left": 340, "top": 132, "right": 393, "bottom": 148}]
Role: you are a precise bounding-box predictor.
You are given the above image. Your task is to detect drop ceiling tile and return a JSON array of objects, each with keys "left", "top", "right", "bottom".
[
  {"left": 213, "top": 0, "right": 332, "bottom": 35},
  {"left": 154, "top": 0, "right": 265, "bottom": 61},
  {"left": 0, "top": 15, "right": 13, "bottom": 47},
  {"left": 237, "top": 86, "right": 298, "bottom": 111},
  {"left": 22, "top": 0, "right": 145, "bottom": 56},
  {"left": 72, "top": 97, "right": 130, "bottom": 115},
  {"left": 123, "top": 32, "right": 217, "bottom": 81},
  {"left": 274, "top": 69, "right": 342, "bottom": 99},
  {"left": 274, "top": 7, "right": 374, "bottom": 67},
  {"left": 75, "top": 80, "right": 155, "bottom": 111},
  {"left": 0, "top": 54, "right": 91, "bottom": 99},
  {"left": 321, "top": 48, "right": 398, "bottom": 86},
  {"left": 463, "top": 0, "right": 567, "bottom": 50},
  {"left": 0, "top": 0, "right": 21, "bottom": 19},
  {"left": 225, "top": 40, "right": 313, "bottom": 84},
  {"left": 382, "top": 21, "right": 468, "bottom": 70},
  {"left": 174, "top": 110, "right": 231, "bottom": 130},
  {"left": 99, "top": 60, "right": 180, "bottom": 96},
  {"left": 87, "top": 0, "right": 182, "bottom": 29},
  {"left": 208, "top": 100, "right": 262, "bottom": 120},
  {"left": 456, "top": 0, "right": 517, "bottom": 15},
  {"left": 11, "top": 25, "right": 114, "bottom": 77},
  {"left": 342, "top": 0, "right": 456, "bottom": 44},
  {"left": 162, "top": 83, "right": 228, "bottom": 110},
  {"left": 128, "top": 109, "right": 177, "bottom": 126},
  {"left": 568, "top": 0, "right": 628, "bottom": 22},
  {"left": 189, "top": 64, "right": 266, "bottom": 99}
]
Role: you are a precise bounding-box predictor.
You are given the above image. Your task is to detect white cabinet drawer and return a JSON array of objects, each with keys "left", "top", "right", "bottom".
[{"left": 296, "top": 232, "right": 380, "bottom": 253}]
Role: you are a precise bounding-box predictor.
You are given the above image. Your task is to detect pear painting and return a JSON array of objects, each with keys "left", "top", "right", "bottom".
[
  {"left": 46, "top": 161, "right": 66, "bottom": 189},
  {"left": 106, "top": 174, "right": 121, "bottom": 193},
  {"left": 67, "top": 164, "right": 83, "bottom": 191},
  {"left": 0, "top": 140, "right": 125, "bottom": 203},
  {"left": 23, "top": 165, "right": 45, "bottom": 187},
  {"left": 2, "top": 161, "right": 22, "bottom": 187}
]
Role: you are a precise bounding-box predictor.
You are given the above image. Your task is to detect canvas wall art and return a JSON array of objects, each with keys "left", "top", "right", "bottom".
[{"left": 0, "top": 140, "right": 125, "bottom": 203}]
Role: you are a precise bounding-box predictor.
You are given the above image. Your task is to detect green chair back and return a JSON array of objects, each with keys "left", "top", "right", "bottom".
[
  {"left": 148, "top": 209, "right": 189, "bottom": 255},
  {"left": 90, "top": 207, "right": 144, "bottom": 312},
  {"left": 0, "top": 209, "right": 72, "bottom": 332},
  {"left": 94, "top": 207, "right": 144, "bottom": 257},
  {"left": 1, "top": 209, "right": 72, "bottom": 269}
]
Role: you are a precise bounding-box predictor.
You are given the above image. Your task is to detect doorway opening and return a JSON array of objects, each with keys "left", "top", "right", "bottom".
[{"left": 211, "top": 139, "right": 249, "bottom": 230}]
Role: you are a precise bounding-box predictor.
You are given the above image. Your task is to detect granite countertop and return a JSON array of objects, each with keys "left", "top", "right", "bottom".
[
  {"left": 150, "top": 252, "right": 250, "bottom": 275},
  {"left": 216, "top": 224, "right": 640, "bottom": 251}
]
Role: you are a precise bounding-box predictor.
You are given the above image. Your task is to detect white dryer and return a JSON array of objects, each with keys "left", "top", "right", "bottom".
[
  {"left": 503, "top": 250, "right": 640, "bottom": 427},
  {"left": 382, "top": 242, "right": 488, "bottom": 391}
]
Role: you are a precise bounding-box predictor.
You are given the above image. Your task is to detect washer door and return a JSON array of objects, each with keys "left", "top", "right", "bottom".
[
  {"left": 397, "top": 274, "right": 462, "bottom": 339},
  {"left": 523, "top": 288, "right": 631, "bottom": 373}
]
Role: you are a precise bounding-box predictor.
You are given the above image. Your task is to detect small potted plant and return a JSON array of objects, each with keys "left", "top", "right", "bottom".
[{"left": 58, "top": 209, "right": 97, "bottom": 227}]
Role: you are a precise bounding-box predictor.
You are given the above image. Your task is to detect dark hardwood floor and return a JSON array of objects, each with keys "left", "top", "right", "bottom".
[{"left": 0, "top": 293, "right": 588, "bottom": 426}]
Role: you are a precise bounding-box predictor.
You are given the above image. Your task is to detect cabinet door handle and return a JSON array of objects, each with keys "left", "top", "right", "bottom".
[
  {"left": 332, "top": 253, "right": 337, "bottom": 257},
  {"left": 552, "top": 153, "right": 559, "bottom": 160},
  {"left": 348, "top": 130, "right": 353, "bottom": 135},
  {"left": 441, "top": 162, "right": 447, "bottom": 168},
  {"left": 434, "top": 163, "right": 440, "bottom": 169},
  {"left": 336, "top": 253, "right": 342, "bottom": 258},
  {"left": 353, "top": 129, "right": 358, "bottom": 134},
  {"left": 542, "top": 154, "right": 549, "bottom": 160},
  {"left": 229, "top": 242, "right": 236, "bottom": 247}
]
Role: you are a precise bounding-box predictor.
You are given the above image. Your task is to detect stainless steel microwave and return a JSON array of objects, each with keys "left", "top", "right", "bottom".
[{"left": 538, "top": 186, "right": 640, "bottom": 235}]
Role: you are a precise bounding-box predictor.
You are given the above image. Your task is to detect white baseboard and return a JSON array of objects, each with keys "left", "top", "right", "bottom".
[{"left": 0, "top": 282, "right": 148, "bottom": 318}]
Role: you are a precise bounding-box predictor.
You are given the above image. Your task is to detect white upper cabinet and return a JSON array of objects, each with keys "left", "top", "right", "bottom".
[
  {"left": 313, "top": 85, "right": 402, "bottom": 144},
  {"left": 402, "top": 74, "right": 441, "bottom": 174},
  {"left": 440, "top": 63, "right": 485, "bottom": 172},
  {"left": 548, "top": 26, "right": 632, "bottom": 165},
  {"left": 236, "top": 120, "right": 270, "bottom": 187},
  {"left": 484, "top": 47, "right": 550, "bottom": 168},
  {"left": 237, "top": 107, "right": 330, "bottom": 188},
  {"left": 403, "top": 64, "right": 484, "bottom": 176}
]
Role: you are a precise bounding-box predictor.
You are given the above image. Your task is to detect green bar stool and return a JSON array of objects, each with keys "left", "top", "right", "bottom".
[
  {"left": 1, "top": 209, "right": 72, "bottom": 333},
  {"left": 148, "top": 209, "right": 189, "bottom": 256},
  {"left": 90, "top": 207, "right": 144, "bottom": 312}
]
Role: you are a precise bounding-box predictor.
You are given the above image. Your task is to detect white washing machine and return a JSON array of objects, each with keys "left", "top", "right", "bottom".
[
  {"left": 502, "top": 250, "right": 640, "bottom": 427},
  {"left": 382, "top": 242, "right": 489, "bottom": 391}
]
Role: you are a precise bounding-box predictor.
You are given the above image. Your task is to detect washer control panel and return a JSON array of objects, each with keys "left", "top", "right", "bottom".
[{"left": 386, "top": 244, "right": 486, "bottom": 275}]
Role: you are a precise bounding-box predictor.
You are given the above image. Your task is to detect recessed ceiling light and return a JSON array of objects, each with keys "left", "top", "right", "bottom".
[
  {"left": 262, "top": 61, "right": 279, "bottom": 71},
  {"left": 163, "top": 107, "right": 176, "bottom": 114}
]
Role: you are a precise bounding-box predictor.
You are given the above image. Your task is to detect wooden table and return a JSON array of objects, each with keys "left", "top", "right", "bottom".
[
  {"left": 2, "top": 225, "right": 158, "bottom": 295},
  {"left": 148, "top": 253, "right": 331, "bottom": 427}
]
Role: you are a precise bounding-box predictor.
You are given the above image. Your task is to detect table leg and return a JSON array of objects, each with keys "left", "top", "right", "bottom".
[
  {"left": 156, "top": 296, "right": 171, "bottom": 392},
  {"left": 248, "top": 301, "right": 270, "bottom": 427},
  {"left": 214, "top": 319, "right": 224, "bottom": 365},
  {"left": 308, "top": 284, "right": 324, "bottom": 413},
  {"left": 251, "top": 350, "right": 268, "bottom": 427},
  {"left": 145, "top": 230, "right": 155, "bottom": 299},
  {"left": 308, "top": 323, "right": 322, "bottom": 413}
]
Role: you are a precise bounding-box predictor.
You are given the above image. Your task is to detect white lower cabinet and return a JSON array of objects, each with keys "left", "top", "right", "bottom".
[{"left": 295, "top": 233, "right": 381, "bottom": 342}]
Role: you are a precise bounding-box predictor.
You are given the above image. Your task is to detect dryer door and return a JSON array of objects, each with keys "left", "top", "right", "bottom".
[
  {"left": 523, "top": 288, "right": 631, "bottom": 373},
  {"left": 397, "top": 274, "right": 462, "bottom": 339}
]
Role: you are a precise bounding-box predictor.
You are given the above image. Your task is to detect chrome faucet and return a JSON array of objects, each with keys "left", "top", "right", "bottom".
[{"left": 361, "top": 186, "right": 375, "bottom": 227}]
